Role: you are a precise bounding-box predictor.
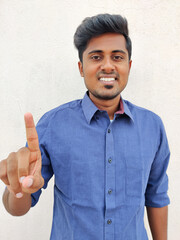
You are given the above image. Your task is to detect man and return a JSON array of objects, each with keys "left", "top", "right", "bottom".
[{"left": 0, "top": 14, "right": 170, "bottom": 240}]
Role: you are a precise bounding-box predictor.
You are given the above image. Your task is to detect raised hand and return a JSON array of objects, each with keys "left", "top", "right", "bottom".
[{"left": 0, "top": 113, "right": 44, "bottom": 198}]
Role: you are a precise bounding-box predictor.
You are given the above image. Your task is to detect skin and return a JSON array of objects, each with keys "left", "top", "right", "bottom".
[
  {"left": 0, "top": 113, "right": 44, "bottom": 215},
  {"left": 0, "top": 32, "right": 168, "bottom": 239},
  {"left": 147, "top": 206, "right": 168, "bottom": 240},
  {"left": 78, "top": 33, "right": 132, "bottom": 120}
]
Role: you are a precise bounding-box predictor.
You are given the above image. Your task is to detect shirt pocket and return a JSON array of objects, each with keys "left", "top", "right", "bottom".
[{"left": 125, "top": 157, "right": 144, "bottom": 200}]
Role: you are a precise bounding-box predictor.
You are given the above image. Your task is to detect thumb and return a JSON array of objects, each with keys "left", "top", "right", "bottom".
[{"left": 21, "top": 175, "right": 44, "bottom": 193}]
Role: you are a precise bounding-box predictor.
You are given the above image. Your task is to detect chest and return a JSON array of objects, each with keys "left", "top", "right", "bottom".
[{"left": 47, "top": 119, "right": 158, "bottom": 205}]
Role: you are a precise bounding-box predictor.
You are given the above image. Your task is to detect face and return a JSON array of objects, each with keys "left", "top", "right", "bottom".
[{"left": 78, "top": 33, "right": 132, "bottom": 102}]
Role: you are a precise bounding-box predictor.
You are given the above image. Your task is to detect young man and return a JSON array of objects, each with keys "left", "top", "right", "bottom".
[{"left": 0, "top": 14, "right": 170, "bottom": 240}]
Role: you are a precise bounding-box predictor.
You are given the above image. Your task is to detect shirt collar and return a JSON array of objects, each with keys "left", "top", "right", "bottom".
[
  {"left": 82, "top": 92, "right": 99, "bottom": 124},
  {"left": 82, "top": 92, "right": 134, "bottom": 124},
  {"left": 120, "top": 98, "right": 134, "bottom": 122}
]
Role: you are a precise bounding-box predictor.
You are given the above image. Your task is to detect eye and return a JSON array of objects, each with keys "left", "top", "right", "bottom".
[
  {"left": 90, "top": 55, "right": 101, "bottom": 61},
  {"left": 113, "top": 55, "right": 124, "bottom": 61}
]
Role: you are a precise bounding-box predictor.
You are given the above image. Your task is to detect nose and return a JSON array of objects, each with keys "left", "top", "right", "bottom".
[{"left": 100, "top": 57, "right": 115, "bottom": 73}]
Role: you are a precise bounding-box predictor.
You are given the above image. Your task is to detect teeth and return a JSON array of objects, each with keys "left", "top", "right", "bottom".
[{"left": 99, "top": 78, "right": 115, "bottom": 82}]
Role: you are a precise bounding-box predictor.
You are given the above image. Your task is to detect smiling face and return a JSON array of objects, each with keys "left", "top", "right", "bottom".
[{"left": 78, "top": 33, "right": 132, "bottom": 103}]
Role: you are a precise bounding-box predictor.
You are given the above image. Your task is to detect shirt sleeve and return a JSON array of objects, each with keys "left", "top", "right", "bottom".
[
  {"left": 145, "top": 117, "right": 170, "bottom": 208},
  {"left": 30, "top": 113, "right": 54, "bottom": 207}
]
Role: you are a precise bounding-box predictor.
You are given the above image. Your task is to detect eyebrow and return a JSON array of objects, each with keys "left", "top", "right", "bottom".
[{"left": 88, "top": 50, "right": 127, "bottom": 55}]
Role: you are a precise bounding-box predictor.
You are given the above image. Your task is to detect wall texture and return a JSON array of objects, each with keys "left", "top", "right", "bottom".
[{"left": 0, "top": 0, "right": 179, "bottom": 239}]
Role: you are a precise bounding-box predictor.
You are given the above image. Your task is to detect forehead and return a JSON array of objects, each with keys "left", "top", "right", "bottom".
[{"left": 85, "top": 33, "right": 127, "bottom": 54}]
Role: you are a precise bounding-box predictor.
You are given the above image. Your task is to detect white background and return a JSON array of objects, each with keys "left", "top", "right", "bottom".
[{"left": 0, "top": 0, "right": 179, "bottom": 239}]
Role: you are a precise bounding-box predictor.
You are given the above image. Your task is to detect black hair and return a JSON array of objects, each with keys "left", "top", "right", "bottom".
[{"left": 74, "top": 13, "right": 132, "bottom": 62}]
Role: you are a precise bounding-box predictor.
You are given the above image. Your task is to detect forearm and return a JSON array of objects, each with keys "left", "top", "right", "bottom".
[
  {"left": 146, "top": 206, "right": 168, "bottom": 240},
  {"left": 3, "top": 188, "right": 31, "bottom": 216}
]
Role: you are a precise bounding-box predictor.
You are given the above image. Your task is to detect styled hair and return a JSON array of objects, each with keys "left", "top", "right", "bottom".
[{"left": 74, "top": 13, "right": 132, "bottom": 62}]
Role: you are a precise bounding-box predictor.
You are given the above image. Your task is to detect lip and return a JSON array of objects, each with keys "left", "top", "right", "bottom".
[
  {"left": 98, "top": 75, "right": 118, "bottom": 80},
  {"left": 98, "top": 79, "right": 116, "bottom": 86},
  {"left": 98, "top": 75, "right": 118, "bottom": 85}
]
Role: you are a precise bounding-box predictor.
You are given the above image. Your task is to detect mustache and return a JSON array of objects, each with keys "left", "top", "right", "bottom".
[{"left": 96, "top": 71, "right": 120, "bottom": 79}]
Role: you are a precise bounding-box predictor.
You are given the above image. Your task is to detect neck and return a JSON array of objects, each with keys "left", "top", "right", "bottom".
[{"left": 89, "top": 93, "right": 120, "bottom": 120}]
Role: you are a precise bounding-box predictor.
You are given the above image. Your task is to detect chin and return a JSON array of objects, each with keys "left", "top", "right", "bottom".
[
  {"left": 100, "top": 95, "right": 119, "bottom": 100},
  {"left": 94, "top": 92, "right": 120, "bottom": 100}
]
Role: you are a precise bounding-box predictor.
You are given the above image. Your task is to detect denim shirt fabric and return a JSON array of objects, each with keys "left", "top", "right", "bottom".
[{"left": 31, "top": 92, "right": 170, "bottom": 240}]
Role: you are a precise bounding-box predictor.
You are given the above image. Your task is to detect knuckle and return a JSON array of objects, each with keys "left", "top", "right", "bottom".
[
  {"left": 0, "top": 171, "right": 7, "bottom": 180},
  {"left": 8, "top": 167, "right": 16, "bottom": 176},
  {"left": 8, "top": 152, "right": 16, "bottom": 159},
  {"left": 10, "top": 182, "right": 20, "bottom": 191},
  {"left": 18, "top": 147, "right": 30, "bottom": 157},
  {"left": 0, "top": 160, "right": 6, "bottom": 177},
  {"left": 0, "top": 160, "right": 9, "bottom": 185},
  {"left": 18, "top": 167, "right": 28, "bottom": 176},
  {"left": 0, "top": 159, "right": 5, "bottom": 165},
  {"left": 7, "top": 153, "right": 18, "bottom": 170}
]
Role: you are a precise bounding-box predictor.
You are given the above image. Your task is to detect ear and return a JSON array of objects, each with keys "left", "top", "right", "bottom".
[
  {"left": 128, "top": 60, "right": 132, "bottom": 73},
  {"left": 78, "top": 61, "right": 84, "bottom": 77}
]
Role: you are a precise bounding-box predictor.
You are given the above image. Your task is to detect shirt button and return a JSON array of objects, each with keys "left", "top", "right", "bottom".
[
  {"left": 108, "top": 129, "right": 111, "bottom": 133},
  {"left": 108, "top": 189, "right": 112, "bottom": 195},
  {"left": 108, "top": 158, "right": 112, "bottom": 163},
  {"left": 107, "top": 219, "right": 112, "bottom": 225}
]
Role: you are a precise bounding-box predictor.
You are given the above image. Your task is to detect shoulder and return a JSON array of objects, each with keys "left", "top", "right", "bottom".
[
  {"left": 124, "top": 100, "right": 161, "bottom": 120},
  {"left": 124, "top": 100, "right": 164, "bottom": 128},
  {"left": 36, "top": 99, "right": 82, "bottom": 128}
]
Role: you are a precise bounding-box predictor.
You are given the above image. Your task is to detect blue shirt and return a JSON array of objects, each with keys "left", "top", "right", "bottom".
[{"left": 31, "top": 92, "right": 170, "bottom": 240}]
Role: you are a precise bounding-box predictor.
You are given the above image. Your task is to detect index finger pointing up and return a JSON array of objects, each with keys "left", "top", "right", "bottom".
[{"left": 24, "top": 113, "right": 40, "bottom": 152}]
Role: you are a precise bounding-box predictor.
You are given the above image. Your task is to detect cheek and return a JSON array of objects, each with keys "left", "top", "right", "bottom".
[
  {"left": 118, "top": 65, "right": 130, "bottom": 76},
  {"left": 83, "top": 65, "right": 98, "bottom": 77}
]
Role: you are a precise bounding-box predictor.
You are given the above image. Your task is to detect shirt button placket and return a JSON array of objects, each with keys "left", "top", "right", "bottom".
[
  {"left": 105, "top": 126, "right": 115, "bottom": 239},
  {"left": 108, "top": 158, "right": 112, "bottom": 164},
  {"left": 107, "top": 219, "right": 112, "bottom": 225},
  {"left": 108, "top": 189, "right": 112, "bottom": 195}
]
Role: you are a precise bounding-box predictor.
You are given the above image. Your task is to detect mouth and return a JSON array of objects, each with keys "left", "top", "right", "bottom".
[
  {"left": 98, "top": 77, "right": 118, "bottom": 86},
  {"left": 99, "top": 77, "right": 116, "bottom": 82}
]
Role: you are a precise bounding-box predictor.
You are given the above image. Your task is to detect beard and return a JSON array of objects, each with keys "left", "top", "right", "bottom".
[{"left": 89, "top": 88, "right": 120, "bottom": 100}]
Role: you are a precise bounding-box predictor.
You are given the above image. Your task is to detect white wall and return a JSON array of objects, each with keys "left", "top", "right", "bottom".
[{"left": 0, "top": 0, "right": 179, "bottom": 239}]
